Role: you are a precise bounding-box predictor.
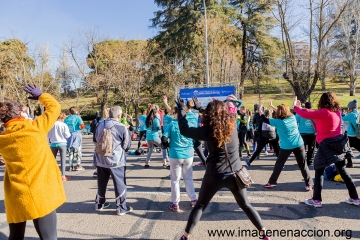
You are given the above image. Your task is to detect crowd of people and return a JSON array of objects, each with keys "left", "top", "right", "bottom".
[{"left": 0, "top": 84, "right": 359, "bottom": 240}]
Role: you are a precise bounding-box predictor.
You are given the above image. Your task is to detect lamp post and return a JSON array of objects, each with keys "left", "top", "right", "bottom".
[{"left": 203, "top": 0, "right": 210, "bottom": 86}]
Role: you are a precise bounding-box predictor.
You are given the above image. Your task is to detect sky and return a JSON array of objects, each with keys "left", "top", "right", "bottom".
[{"left": 0, "top": 0, "right": 160, "bottom": 59}]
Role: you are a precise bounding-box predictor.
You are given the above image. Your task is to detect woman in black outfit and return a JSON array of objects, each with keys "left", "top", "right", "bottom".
[{"left": 176, "top": 97, "right": 271, "bottom": 240}]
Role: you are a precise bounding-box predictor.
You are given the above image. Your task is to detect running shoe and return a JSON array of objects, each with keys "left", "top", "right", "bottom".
[
  {"left": 345, "top": 198, "right": 360, "bottom": 206},
  {"left": 117, "top": 206, "right": 133, "bottom": 215},
  {"left": 264, "top": 151, "right": 269, "bottom": 155},
  {"left": 355, "top": 155, "right": 360, "bottom": 159},
  {"left": 244, "top": 159, "right": 251, "bottom": 167},
  {"left": 62, "top": 176, "right": 71, "bottom": 181},
  {"left": 191, "top": 199, "right": 197, "bottom": 208},
  {"left": 144, "top": 164, "right": 150, "bottom": 168},
  {"left": 269, "top": 149, "right": 274, "bottom": 153},
  {"left": 304, "top": 198, "right": 322, "bottom": 208},
  {"left": 305, "top": 185, "right": 313, "bottom": 191},
  {"left": 76, "top": 165, "right": 85, "bottom": 171},
  {"left": 68, "top": 166, "right": 74, "bottom": 171},
  {"left": 142, "top": 143, "right": 148, "bottom": 147},
  {"left": 93, "top": 171, "right": 97, "bottom": 178},
  {"left": 264, "top": 183, "right": 277, "bottom": 188},
  {"left": 169, "top": 203, "right": 179, "bottom": 212},
  {"left": 197, "top": 162, "right": 204, "bottom": 167},
  {"left": 163, "top": 163, "right": 170, "bottom": 168},
  {"left": 95, "top": 202, "right": 110, "bottom": 211}
]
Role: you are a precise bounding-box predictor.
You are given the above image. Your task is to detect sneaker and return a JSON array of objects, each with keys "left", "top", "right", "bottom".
[
  {"left": 305, "top": 185, "right": 313, "bottom": 191},
  {"left": 117, "top": 206, "right": 133, "bottom": 215},
  {"left": 345, "top": 198, "right": 360, "bottom": 206},
  {"left": 245, "top": 159, "right": 251, "bottom": 167},
  {"left": 346, "top": 162, "right": 354, "bottom": 168},
  {"left": 264, "top": 183, "right": 277, "bottom": 188},
  {"left": 197, "top": 162, "right": 204, "bottom": 167},
  {"left": 191, "top": 199, "right": 197, "bottom": 208},
  {"left": 256, "top": 156, "right": 260, "bottom": 160},
  {"left": 263, "top": 236, "right": 272, "bottom": 240},
  {"left": 304, "top": 198, "right": 322, "bottom": 208},
  {"left": 269, "top": 149, "right": 274, "bottom": 153},
  {"left": 264, "top": 151, "right": 269, "bottom": 155},
  {"left": 169, "top": 203, "right": 179, "bottom": 212},
  {"left": 62, "top": 176, "right": 71, "bottom": 181},
  {"left": 144, "top": 164, "right": 150, "bottom": 168},
  {"left": 142, "top": 143, "right": 148, "bottom": 147},
  {"left": 355, "top": 155, "right": 360, "bottom": 159},
  {"left": 95, "top": 202, "right": 110, "bottom": 211},
  {"left": 76, "top": 165, "right": 85, "bottom": 171},
  {"left": 93, "top": 171, "right": 97, "bottom": 178},
  {"left": 163, "top": 163, "right": 169, "bottom": 168},
  {"left": 68, "top": 166, "right": 74, "bottom": 171},
  {"left": 180, "top": 236, "right": 188, "bottom": 240}
]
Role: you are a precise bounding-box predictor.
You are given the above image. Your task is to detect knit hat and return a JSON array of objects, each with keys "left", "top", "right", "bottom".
[
  {"left": 347, "top": 99, "right": 358, "bottom": 109},
  {"left": 305, "top": 102, "right": 312, "bottom": 109}
]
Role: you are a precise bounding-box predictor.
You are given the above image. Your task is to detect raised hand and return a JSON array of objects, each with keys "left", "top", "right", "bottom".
[
  {"left": 192, "top": 96, "right": 202, "bottom": 110},
  {"left": 293, "top": 96, "right": 299, "bottom": 108},
  {"left": 24, "top": 84, "right": 43, "bottom": 100},
  {"left": 175, "top": 96, "right": 185, "bottom": 109}
]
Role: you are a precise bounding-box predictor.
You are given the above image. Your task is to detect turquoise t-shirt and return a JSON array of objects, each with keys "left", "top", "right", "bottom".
[
  {"left": 269, "top": 116, "right": 303, "bottom": 150},
  {"left": 64, "top": 115, "right": 83, "bottom": 133},
  {"left": 295, "top": 114, "right": 315, "bottom": 134},
  {"left": 342, "top": 110, "right": 359, "bottom": 137},
  {"left": 138, "top": 115, "right": 147, "bottom": 131},
  {"left": 186, "top": 111, "right": 199, "bottom": 128},
  {"left": 50, "top": 142, "right": 66, "bottom": 147},
  {"left": 163, "top": 115, "right": 174, "bottom": 131},
  {"left": 146, "top": 117, "right": 161, "bottom": 141},
  {"left": 163, "top": 120, "right": 194, "bottom": 159}
]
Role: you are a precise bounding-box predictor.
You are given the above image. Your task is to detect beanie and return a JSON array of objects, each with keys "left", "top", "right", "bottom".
[
  {"left": 347, "top": 99, "right": 358, "bottom": 109},
  {"left": 305, "top": 102, "right": 312, "bottom": 109}
]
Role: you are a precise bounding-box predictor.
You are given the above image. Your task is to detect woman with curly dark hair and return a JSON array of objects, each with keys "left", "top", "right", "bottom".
[
  {"left": 294, "top": 92, "right": 359, "bottom": 208},
  {"left": 176, "top": 98, "right": 270, "bottom": 240}
]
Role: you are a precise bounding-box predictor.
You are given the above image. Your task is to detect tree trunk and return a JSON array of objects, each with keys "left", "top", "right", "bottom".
[
  {"left": 239, "top": 23, "right": 247, "bottom": 100},
  {"left": 133, "top": 102, "right": 139, "bottom": 128},
  {"left": 321, "top": 77, "right": 326, "bottom": 91},
  {"left": 350, "top": 75, "right": 356, "bottom": 96}
]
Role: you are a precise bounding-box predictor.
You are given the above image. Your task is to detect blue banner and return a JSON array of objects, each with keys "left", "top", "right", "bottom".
[{"left": 179, "top": 86, "right": 235, "bottom": 107}]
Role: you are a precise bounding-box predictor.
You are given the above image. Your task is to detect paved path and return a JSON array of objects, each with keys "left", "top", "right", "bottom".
[{"left": 0, "top": 135, "right": 359, "bottom": 240}]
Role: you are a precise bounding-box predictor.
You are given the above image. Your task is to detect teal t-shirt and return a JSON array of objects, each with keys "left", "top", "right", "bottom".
[
  {"left": 50, "top": 142, "right": 66, "bottom": 147},
  {"left": 146, "top": 117, "right": 161, "bottom": 141},
  {"left": 163, "top": 115, "right": 174, "bottom": 131},
  {"left": 186, "top": 111, "right": 199, "bottom": 128},
  {"left": 163, "top": 120, "right": 194, "bottom": 159},
  {"left": 342, "top": 110, "right": 359, "bottom": 137},
  {"left": 138, "top": 115, "right": 147, "bottom": 131},
  {"left": 295, "top": 114, "right": 315, "bottom": 134},
  {"left": 64, "top": 115, "right": 83, "bottom": 133},
  {"left": 269, "top": 116, "right": 303, "bottom": 150}
]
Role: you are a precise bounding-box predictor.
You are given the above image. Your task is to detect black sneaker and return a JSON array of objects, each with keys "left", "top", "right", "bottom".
[
  {"left": 346, "top": 162, "right": 354, "bottom": 168},
  {"left": 95, "top": 202, "right": 110, "bottom": 211},
  {"left": 93, "top": 171, "right": 97, "bottom": 178},
  {"left": 117, "top": 206, "right": 133, "bottom": 216}
]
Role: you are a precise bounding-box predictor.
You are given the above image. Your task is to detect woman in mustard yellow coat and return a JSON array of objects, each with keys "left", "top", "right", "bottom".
[{"left": 0, "top": 84, "right": 66, "bottom": 240}]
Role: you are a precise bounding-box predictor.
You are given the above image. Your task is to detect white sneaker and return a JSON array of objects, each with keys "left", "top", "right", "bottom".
[
  {"left": 304, "top": 198, "right": 322, "bottom": 208},
  {"left": 345, "top": 198, "right": 360, "bottom": 206},
  {"left": 264, "top": 151, "right": 269, "bottom": 155}
]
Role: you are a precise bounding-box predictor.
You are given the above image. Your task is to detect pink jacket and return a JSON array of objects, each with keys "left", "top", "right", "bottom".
[{"left": 293, "top": 106, "right": 341, "bottom": 143}]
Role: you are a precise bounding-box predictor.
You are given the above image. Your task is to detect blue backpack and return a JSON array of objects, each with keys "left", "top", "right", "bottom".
[{"left": 323, "top": 165, "right": 340, "bottom": 181}]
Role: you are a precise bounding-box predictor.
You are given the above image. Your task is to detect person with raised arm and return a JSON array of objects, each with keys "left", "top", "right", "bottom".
[
  {"left": 261, "top": 100, "right": 313, "bottom": 190},
  {"left": 293, "top": 93, "right": 359, "bottom": 207},
  {"left": 0, "top": 84, "right": 66, "bottom": 239},
  {"left": 176, "top": 96, "right": 271, "bottom": 240}
]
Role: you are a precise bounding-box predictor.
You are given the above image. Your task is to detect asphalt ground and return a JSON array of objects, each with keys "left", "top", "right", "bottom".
[{"left": 0, "top": 135, "right": 359, "bottom": 240}]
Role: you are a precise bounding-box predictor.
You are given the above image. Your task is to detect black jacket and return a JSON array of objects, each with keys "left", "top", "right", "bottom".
[
  {"left": 177, "top": 107, "right": 242, "bottom": 175},
  {"left": 314, "top": 134, "right": 353, "bottom": 170}
]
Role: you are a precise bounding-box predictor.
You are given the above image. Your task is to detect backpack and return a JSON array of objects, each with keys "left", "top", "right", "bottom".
[
  {"left": 323, "top": 165, "right": 344, "bottom": 182},
  {"left": 135, "top": 148, "right": 145, "bottom": 155},
  {"left": 261, "top": 122, "right": 276, "bottom": 139},
  {"left": 94, "top": 122, "right": 118, "bottom": 156}
]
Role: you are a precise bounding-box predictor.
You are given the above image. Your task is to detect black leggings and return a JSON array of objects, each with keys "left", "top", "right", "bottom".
[
  {"left": 9, "top": 210, "right": 57, "bottom": 240},
  {"left": 249, "top": 138, "right": 279, "bottom": 163},
  {"left": 194, "top": 140, "right": 207, "bottom": 166},
  {"left": 185, "top": 174, "right": 264, "bottom": 234},
  {"left": 137, "top": 130, "right": 146, "bottom": 149},
  {"left": 313, "top": 160, "right": 358, "bottom": 201},
  {"left": 346, "top": 136, "right": 360, "bottom": 164},
  {"left": 238, "top": 130, "right": 249, "bottom": 151}
]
